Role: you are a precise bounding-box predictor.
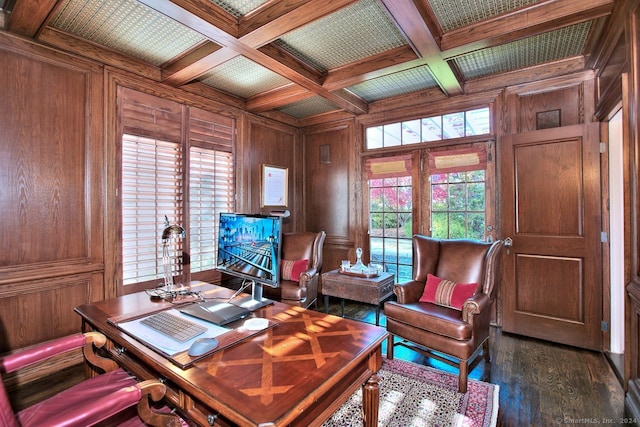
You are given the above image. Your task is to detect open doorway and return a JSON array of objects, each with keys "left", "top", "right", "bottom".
[{"left": 608, "top": 106, "right": 624, "bottom": 378}]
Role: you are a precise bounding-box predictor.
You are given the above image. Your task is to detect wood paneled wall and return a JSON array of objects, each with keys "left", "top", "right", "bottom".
[
  {"left": 242, "top": 116, "right": 300, "bottom": 233},
  {"left": 303, "top": 120, "right": 359, "bottom": 282},
  {"left": 0, "top": 32, "right": 301, "bottom": 354},
  {"left": 0, "top": 33, "right": 105, "bottom": 352}
]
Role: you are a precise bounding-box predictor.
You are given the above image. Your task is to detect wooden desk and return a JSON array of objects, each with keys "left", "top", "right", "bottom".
[
  {"left": 75, "top": 282, "right": 387, "bottom": 427},
  {"left": 322, "top": 269, "right": 395, "bottom": 326}
]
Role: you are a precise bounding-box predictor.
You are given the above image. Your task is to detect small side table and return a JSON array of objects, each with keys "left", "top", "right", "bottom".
[{"left": 321, "top": 269, "right": 395, "bottom": 326}]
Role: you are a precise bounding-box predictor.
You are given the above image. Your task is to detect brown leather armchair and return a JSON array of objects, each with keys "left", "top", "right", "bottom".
[
  {"left": 384, "top": 235, "right": 504, "bottom": 393},
  {"left": 263, "top": 231, "right": 326, "bottom": 309},
  {"left": 0, "top": 332, "right": 182, "bottom": 426}
]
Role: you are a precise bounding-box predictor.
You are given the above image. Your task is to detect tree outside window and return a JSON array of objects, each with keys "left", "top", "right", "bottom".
[{"left": 431, "top": 170, "right": 485, "bottom": 240}]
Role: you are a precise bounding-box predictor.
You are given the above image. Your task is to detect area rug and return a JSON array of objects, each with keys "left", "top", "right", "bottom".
[{"left": 323, "top": 358, "right": 499, "bottom": 427}]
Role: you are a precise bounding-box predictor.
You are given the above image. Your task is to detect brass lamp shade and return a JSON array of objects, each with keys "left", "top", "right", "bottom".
[{"left": 162, "top": 224, "right": 186, "bottom": 240}]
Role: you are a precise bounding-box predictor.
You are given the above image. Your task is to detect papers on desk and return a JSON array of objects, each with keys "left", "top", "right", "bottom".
[{"left": 117, "top": 308, "right": 229, "bottom": 356}]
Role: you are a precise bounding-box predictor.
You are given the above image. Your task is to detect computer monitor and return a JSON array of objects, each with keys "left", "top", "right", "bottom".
[{"left": 215, "top": 213, "right": 282, "bottom": 310}]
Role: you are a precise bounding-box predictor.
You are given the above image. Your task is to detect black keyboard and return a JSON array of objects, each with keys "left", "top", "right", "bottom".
[{"left": 140, "top": 311, "right": 207, "bottom": 342}]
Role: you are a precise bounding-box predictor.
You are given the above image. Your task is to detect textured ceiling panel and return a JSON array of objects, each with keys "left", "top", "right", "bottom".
[
  {"left": 347, "top": 65, "right": 439, "bottom": 102},
  {"left": 209, "top": 0, "right": 269, "bottom": 18},
  {"left": 198, "top": 56, "right": 291, "bottom": 98},
  {"left": 50, "top": 0, "right": 207, "bottom": 66},
  {"left": 277, "top": 96, "right": 339, "bottom": 118},
  {"left": 454, "top": 22, "right": 591, "bottom": 80},
  {"left": 274, "top": 0, "right": 407, "bottom": 72},
  {"left": 428, "top": 0, "right": 541, "bottom": 32}
]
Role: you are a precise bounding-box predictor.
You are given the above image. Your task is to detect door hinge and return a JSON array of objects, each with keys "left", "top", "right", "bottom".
[
  {"left": 601, "top": 231, "right": 608, "bottom": 243},
  {"left": 600, "top": 142, "right": 606, "bottom": 153},
  {"left": 601, "top": 320, "right": 608, "bottom": 332}
]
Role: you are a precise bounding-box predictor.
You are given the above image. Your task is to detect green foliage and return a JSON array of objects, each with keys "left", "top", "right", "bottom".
[{"left": 430, "top": 170, "right": 486, "bottom": 241}]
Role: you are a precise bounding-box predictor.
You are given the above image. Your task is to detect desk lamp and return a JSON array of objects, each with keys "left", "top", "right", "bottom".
[{"left": 162, "top": 215, "right": 186, "bottom": 291}]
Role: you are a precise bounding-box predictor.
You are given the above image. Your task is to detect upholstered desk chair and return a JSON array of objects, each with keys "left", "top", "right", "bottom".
[
  {"left": 264, "top": 231, "right": 326, "bottom": 309},
  {"left": 384, "top": 235, "right": 504, "bottom": 393},
  {"left": 0, "top": 332, "right": 182, "bottom": 427}
]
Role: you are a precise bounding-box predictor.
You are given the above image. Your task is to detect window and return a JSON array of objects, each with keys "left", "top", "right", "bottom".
[
  {"left": 431, "top": 170, "right": 486, "bottom": 240},
  {"left": 428, "top": 145, "right": 488, "bottom": 241},
  {"left": 118, "top": 87, "right": 234, "bottom": 289},
  {"left": 365, "top": 107, "right": 490, "bottom": 149},
  {"left": 121, "top": 136, "right": 183, "bottom": 286},
  {"left": 365, "top": 155, "right": 414, "bottom": 283},
  {"left": 189, "top": 147, "right": 234, "bottom": 273},
  {"left": 363, "top": 143, "right": 492, "bottom": 286}
]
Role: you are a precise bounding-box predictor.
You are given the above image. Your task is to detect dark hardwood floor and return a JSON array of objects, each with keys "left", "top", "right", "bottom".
[
  {"left": 7, "top": 297, "right": 626, "bottom": 426},
  {"left": 319, "top": 297, "right": 626, "bottom": 427}
]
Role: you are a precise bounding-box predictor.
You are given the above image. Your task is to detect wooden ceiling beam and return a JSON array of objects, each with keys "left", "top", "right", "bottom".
[
  {"left": 162, "top": 41, "right": 224, "bottom": 75},
  {"left": 38, "top": 26, "right": 162, "bottom": 80},
  {"left": 170, "top": 0, "right": 239, "bottom": 38},
  {"left": 239, "top": 0, "right": 357, "bottom": 45},
  {"left": 239, "top": 0, "right": 313, "bottom": 36},
  {"left": 379, "top": 0, "right": 463, "bottom": 96},
  {"left": 237, "top": 45, "right": 367, "bottom": 113},
  {"left": 257, "top": 44, "right": 323, "bottom": 85},
  {"left": 441, "top": 0, "right": 615, "bottom": 57},
  {"left": 6, "top": 0, "right": 57, "bottom": 37},
  {"left": 246, "top": 83, "right": 312, "bottom": 112},
  {"left": 162, "top": 48, "right": 239, "bottom": 86},
  {"left": 323, "top": 45, "right": 420, "bottom": 90},
  {"left": 161, "top": 0, "right": 351, "bottom": 85},
  {"left": 249, "top": 44, "right": 425, "bottom": 111},
  {"left": 138, "top": 0, "right": 367, "bottom": 114},
  {"left": 465, "top": 56, "right": 587, "bottom": 95}
]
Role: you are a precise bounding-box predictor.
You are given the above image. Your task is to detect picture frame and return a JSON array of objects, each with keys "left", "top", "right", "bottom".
[{"left": 261, "top": 164, "right": 288, "bottom": 207}]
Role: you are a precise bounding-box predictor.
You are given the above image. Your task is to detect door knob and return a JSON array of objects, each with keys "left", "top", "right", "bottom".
[{"left": 504, "top": 237, "right": 513, "bottom": 254}]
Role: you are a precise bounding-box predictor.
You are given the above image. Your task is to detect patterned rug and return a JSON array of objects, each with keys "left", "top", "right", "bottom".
[{"left": 323, "top": 358, "right": 499, "bottom": 427}]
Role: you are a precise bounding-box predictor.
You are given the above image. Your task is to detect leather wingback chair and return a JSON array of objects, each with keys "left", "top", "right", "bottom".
[
  {"left": 384, "top": 235, "right": 504, "bottom": 393},
  {"left": 263, "top": 231, "right": 326, "bottom": 308},
  {"left": 0, "top": 332, "right": 182, "bottom": 426}
]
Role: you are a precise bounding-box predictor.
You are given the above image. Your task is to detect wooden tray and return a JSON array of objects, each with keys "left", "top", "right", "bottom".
[{"left": 338, "top": 269, "right": 379, "bottom": 278}]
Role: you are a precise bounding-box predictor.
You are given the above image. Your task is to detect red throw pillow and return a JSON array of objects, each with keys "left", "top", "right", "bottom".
[
  {"left": 281, "top": 259, "right": 308, "bottom": 282},
  {"left": 419, "top": 274, "right": 478, "bottom": 310}
]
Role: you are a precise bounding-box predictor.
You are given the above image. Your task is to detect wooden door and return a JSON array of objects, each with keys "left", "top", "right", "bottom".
[{"left": 500, "top": 123, "right": 602, "bottom": 350}]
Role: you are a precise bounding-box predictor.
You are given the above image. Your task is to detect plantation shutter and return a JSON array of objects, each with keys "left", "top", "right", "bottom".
[
  {"left": 119, "top": 87, "right": 184, "bottom": 286},
  {"left": 188, "top": 108, "right": 235, "bottom": 273}
]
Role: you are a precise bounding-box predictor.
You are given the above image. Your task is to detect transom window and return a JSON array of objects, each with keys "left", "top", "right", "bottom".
[{"left": 365, "top": 107, "right": 490, "bottom": 149}]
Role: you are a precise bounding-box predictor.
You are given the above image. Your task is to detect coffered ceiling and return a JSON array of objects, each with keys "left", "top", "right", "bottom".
[{"left": 1, "top": 0, "right": 615, "bottom": 125}]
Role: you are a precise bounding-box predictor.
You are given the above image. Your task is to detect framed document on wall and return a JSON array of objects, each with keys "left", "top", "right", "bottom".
[{"left": 261, "top": 164, "right": 288, "bottom": 207}]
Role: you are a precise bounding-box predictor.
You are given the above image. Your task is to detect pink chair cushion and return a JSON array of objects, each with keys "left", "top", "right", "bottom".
[
  {"left": 419, "top": 274, "right": 477, "bottom": 310},
  {"left": 17, "top": 368, "right": 140, "bottom": 427},
  {"left": 281, "top": 259, "right": 308, "bottom": 281}
]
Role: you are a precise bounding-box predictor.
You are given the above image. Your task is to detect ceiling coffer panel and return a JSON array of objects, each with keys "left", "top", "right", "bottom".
[
  {"left": 453, "top": 22, "right": 592, "bottom": 80},
  {"left": 50, "top": 0, "right": 207, "bottom": 66},
  {"left": 198, "top": 56, "right": 291, "bottom": 98},
  {"left": 427, "top": 0, "right": 541, "bottom": 32},
  {"left": 347, "top": 65, "right": 439, "bottom": 102},
  {"left": 274, "top": 0, "right": 408, "bottom": 72},
  {"left": 277, "top": 96, "right": 339, "bottom": 119}
]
